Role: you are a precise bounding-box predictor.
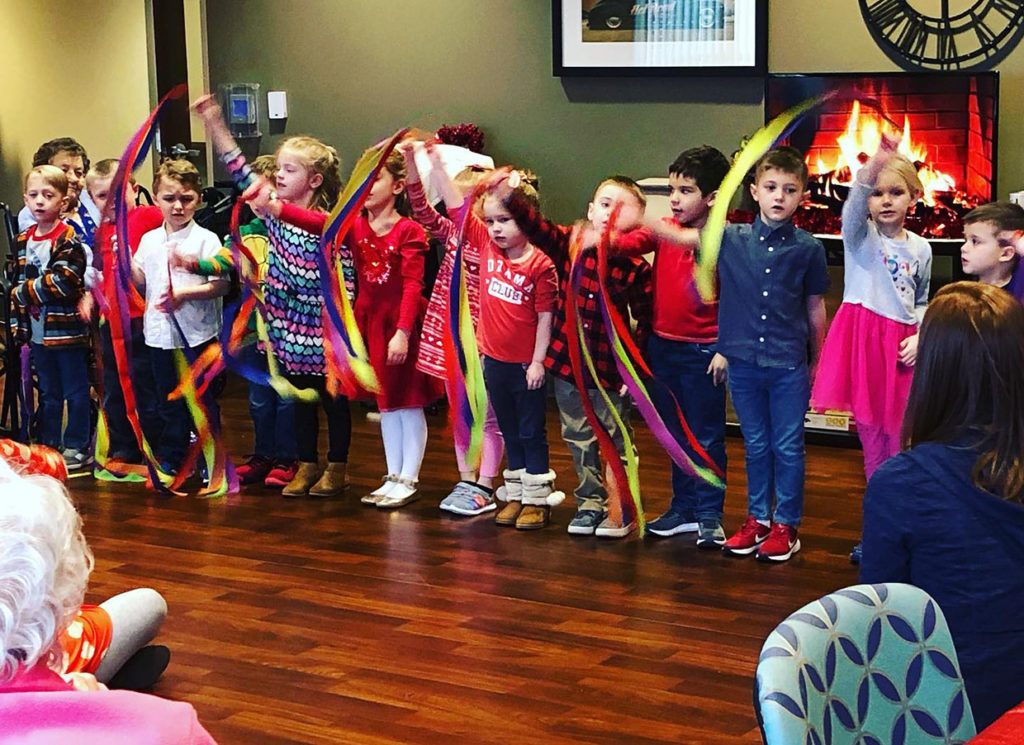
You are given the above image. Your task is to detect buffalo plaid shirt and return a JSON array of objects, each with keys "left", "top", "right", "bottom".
[{"left": 504, "top": 196, "right": 652, "bottom": 390}]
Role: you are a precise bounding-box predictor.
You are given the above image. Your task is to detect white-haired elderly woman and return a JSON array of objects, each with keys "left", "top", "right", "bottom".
[{"left": 0, "top": 459, "right": 217, "bottom": 744}]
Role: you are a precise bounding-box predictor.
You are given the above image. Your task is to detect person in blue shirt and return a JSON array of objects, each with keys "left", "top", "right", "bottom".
[
  {"left": 715, "top": 146, "right": 829, "bottom": 562},
  {"left": 861, "top": 281, "right": 1024, "bottom": 731}
]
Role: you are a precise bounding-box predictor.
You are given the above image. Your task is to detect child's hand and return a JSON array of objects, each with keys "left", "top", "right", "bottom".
[
  {"left": 879, "top": 130, "right": 901, "bottom": 155},
  {"left": 242, "top": 177, "right": 281, "bottom": 218},
  {"left": 62, "top": 672, "right": 107, "bottom": 692},
  {"left": 156, "top": 290, "right": 182, "bottom": 313},
  {"left": 525, "top": 361, "right": 546, "bottom": 390},
  {"left": 77, "top": 293, "right": 94, "bottom": 322},
  {"left": 190, "top": 94, "right": 222, "bottom": 123},
  {"left": 423, "top": 140, "right": 444, "bottom": 169},
  {"left": 386, "top": 329, "right": 409, "bottom": 366},
  {"left": 168, "top": 244, "right": 198, "bottom": 273},
  {"left": 707, "top": 352, "right": 728, "bottom": 386},
  {"left": 898, "top": 333, "right": 919, "bottom": 366}
]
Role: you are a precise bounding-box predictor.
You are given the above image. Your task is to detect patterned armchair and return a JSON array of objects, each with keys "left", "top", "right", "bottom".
[{"left": 755, "top": 583, "right": 976, "bottom": 745}]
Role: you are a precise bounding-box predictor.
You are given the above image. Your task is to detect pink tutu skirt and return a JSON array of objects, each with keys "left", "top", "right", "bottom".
[{"left": 811, "top": 302, "right": 916, "bottom": 431}]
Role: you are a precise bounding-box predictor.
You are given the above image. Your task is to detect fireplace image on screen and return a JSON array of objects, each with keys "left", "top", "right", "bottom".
[{"left": 752, "top": 72, "right": 999, "bottom": 439}]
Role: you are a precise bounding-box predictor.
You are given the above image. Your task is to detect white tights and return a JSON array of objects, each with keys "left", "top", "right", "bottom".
[{"left": 379, "top": 407, "right": 428, "bottom": 482}]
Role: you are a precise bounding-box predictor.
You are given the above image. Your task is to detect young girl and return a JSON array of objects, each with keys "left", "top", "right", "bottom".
[
  {"left": 193, "top": 95, "right": 352, "bottom": 498},
  {"left": 254, "top": 147, "right": 443, "bottom": 509},
  {"left": 811, "top": 134, "right": 931, "bottom": 558},
  {"left": 401, "top": 141, "right": 505, "bottom": 516}
]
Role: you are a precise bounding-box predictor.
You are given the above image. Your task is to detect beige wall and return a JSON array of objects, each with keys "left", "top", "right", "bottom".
[{"left": 0, "top": 0, "right": 153, "bottom": 215}]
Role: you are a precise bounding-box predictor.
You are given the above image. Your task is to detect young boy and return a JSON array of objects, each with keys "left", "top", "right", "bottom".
[
  {"left": 961, "top": 202, "right": 1024, "bottom": 291},
  {"left": 11, "top": 166, "right": 91, "bottom": 470},
  {"left": 87, "top": 159, "right": 165, "bottom": 470},
  {"left": 613, "top": 146, "right": 732, "bottom": 547},
  {"left": 18, "top": 138, "right": 97, "bottom": 248},
  {"left": 132, "top": 160, "right": 229, "bottom": 475},
  {"left": 717, "top": 147, "right": 829, "bottom": 562},
  {"left": 503, "top": 176, "right": 653, "bottom": 538}
]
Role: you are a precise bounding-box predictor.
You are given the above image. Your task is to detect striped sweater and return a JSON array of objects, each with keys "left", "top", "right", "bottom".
[{"left": 10, "top": 223, "right": 89, "bottom": 347}]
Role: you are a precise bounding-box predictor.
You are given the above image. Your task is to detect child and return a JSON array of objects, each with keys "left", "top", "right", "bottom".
[
  {"left": 11, "top": 166, "right": 91, "bottom": 471},
  {"left": 18, "top": 138, "right": 97, "bottom": 248},
  {"left": 501, "top": 176, "right": 652, "bottom": 538},
  {"left": 718, "top": 146, "right": 829, "bottom": 562},
  {"left": 194, "top": 94, "right": 352, "bottom": 498},
  {"left": 401, "top": 141, "right": 505, "bottom": 515},
  {"left": 614, "top": 146, "right": 732, "bottom": 547},
  {"left": 811, "top": 136, "right": 930, "bottom": 563},
  {"left": 961, "top": 202, "right": 1024, "bottom": 290},
  {"left": 266, "top": 149, "right": 444, "bottom": 508},
  {"left": 87, "top": 159, "right": 165, "bottom": 468},
  {"left": 131, "top": 160, "right": 229, "bottom": 475}
]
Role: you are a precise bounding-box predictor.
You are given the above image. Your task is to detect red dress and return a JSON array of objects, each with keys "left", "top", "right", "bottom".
[{"left": 349, "top": 216, "right": 443, "bottom": 411}]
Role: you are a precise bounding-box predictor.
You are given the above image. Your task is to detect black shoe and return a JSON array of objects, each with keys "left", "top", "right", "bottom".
[{"left": 107, "top": 645, "right": 171, "bottom": 691}]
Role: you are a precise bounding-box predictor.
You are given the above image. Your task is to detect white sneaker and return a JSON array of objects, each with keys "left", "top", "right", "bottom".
[{"left": 595, "top": 516, "right": 635, "bottom": 539}]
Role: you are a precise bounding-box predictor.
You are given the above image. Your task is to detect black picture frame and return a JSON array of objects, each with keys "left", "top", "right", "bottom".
[{"left": 553, "top": 0, "right": 768, "bottom": 77}]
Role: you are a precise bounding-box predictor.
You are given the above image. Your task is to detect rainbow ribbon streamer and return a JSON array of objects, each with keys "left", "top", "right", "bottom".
[
  {"left": 442, "top": 184, "right": 491, "bottom": 471},
  {"left": 315, "top": 131, "right": 409, "bottom": 399},
  {"left": 102, "top": 83, "right": 189, "bottom": 494},
  {"left": 696, "top": 93, "right": 830, "bottom": 301}
]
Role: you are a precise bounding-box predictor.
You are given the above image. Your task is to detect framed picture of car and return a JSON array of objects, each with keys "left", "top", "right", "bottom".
[{"left": 553, "top": 0, "right": 767, "bottom": 76}]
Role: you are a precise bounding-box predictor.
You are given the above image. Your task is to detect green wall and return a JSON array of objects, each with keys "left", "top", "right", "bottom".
[{"left": 204, "top": 1, "right": 1024, "bottom": 223}]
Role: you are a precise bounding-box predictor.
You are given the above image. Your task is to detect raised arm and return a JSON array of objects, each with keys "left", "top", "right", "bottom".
[
  {"left": 842, "top": 132, "right": 900, "bottom": 248},
  {"left": 501, "top": 186, "right": 571, "bottom": 268},
  {"left": 402, "top": 141, "right": 455, "bottom": 241},
  {"left": 192, "top": 94, "right": 258, "bottom": 193}
]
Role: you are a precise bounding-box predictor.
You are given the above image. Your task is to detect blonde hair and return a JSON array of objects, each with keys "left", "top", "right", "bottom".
[
  {"left": 0, "top": 460, "right": 92, "bottom": 682},
  {"left": 85, "top": 158, "right": 120, "bottom": 189},
  {"left": 251, "top": 154, "right": 277, "bottom": 181},
  {"left": 882, "top": 155, "right": 924, "bottom": 197},
  {"left": 452, "top": 164, "right": 492, "bottom": 193},
  {"left": 153, "top": 158, "right": 202, "bottom": 195},
  {"left": 277, "top": 136, "right": 341, "bottom": 212},
  {"left": 24, "top": 165, "right": 68, "bottom": 195}
]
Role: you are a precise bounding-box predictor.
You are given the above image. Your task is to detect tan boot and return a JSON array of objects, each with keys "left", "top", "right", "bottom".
[
  {"left": 495, "top": 468, "right": 525, "bottom": 526},
  {"left": 517, "top": 470, "right": 565, "bottom": 530},
  {"left": 308, "top": 462, "right": 349, "bottom": 498},
  {"left": 282, "top": 462, "right": 321, "bottom": 498}
]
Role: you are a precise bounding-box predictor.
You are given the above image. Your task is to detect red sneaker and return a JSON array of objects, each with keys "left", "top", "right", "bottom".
[
  {"left": 757, "top": 523, "right": 801, "bottom": 562},
  {"left": 722, "top": 515, "right": 771, "bottom": 556},
  {"left": 265, "top": 460, "right": 298, "bottom": 487},
  {"left": 236, "top": 455, "right": 273, "bottom": 485}
]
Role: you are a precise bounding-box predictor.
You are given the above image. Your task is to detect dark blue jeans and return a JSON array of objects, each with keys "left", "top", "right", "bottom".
[
  {"left": 727, "top": 359, "right": 809, "bottom": 527},
  {"left": 648, "top": 335, "right": 726, "bottom": 521},
  {"left": 32, "top": 343, "right": 91, "bottom": 451},
  {"left": 100, "top": 319, "right": 161, "bottom": 459},
  {"left": 482, "top": 356, "right": 549, "bottom": 474},
  {"left": 149, "top": 341, "right": 221, "bottom": 468},
  {"left": 244, "top": 345, "right": 297, "bottom": 460}
]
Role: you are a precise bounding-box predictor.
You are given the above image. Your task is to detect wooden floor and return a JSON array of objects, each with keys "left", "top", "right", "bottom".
[{"left": 71, "top": 382, "right": 865, "bottom": 745}]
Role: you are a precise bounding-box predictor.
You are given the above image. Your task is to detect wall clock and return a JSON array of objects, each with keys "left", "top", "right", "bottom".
[{"left": 859, "top": 1, "right": 1024, "bottom": 70}]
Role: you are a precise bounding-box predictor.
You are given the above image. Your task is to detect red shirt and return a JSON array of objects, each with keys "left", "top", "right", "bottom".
[
  {"left": 477, "top": 242, "right": 558, "bottom": 364},
  {"left": 96, "top": 206, "right": 164, "bottom": 319},
  {"left": 615, "top": 220, "right": 718, "bottom": 343}
]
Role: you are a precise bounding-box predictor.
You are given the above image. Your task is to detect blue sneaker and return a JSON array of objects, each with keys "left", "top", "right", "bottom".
[
  {"left": 695, "top": 518, "right": 726, "bottom": 549},
  {"left": 567, "top": 509, "right": 606, "bottom": 535},
  {"left": 646, "top": 510, "right": 699, "bottom": 537},
  {"left": 440, "top": 481, "right": 496, "bottom": 516}
]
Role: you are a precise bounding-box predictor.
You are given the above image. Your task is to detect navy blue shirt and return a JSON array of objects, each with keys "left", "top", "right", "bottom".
[
  {"left": 861, "top": 442, "right": 1024, "bottom": 730},
  {"left": 716, "top": 217, "right": 829, "bottom": 368}
]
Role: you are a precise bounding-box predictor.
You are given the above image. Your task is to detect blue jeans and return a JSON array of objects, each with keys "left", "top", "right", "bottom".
[
  {"left": 32, "top": 343, "right": 91, "bottom": 451},
  {"left": 482, "top": 356, "right": 549, "bottom": 474},
  {"left": 100, "top": 319, "right": 161, "bottom": 459},
  {"left": 648, "top": 335, "right": 726, "bottom": 521},
  {"left": 727, "top": 359, "right": 809, "bottom": 527},
  {"left": 244, "top": 345, "right": 297, "bottom": 460},
  {"left": 149, "top": 341, "right": 221, "bottom": 468}
]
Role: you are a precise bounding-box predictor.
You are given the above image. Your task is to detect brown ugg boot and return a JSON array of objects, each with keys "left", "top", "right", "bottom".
[
  {"left": 308, "top": 461, "right": 349, "bottom": 498},
  {"left": 282, "top": 462, "right": 321, "bottom": 498},
  {"left": 494, "top": 468, "right": 525, "bottom": 526},
  {"left": 516, "top": 470, "right": 565, "bottom": 530}
]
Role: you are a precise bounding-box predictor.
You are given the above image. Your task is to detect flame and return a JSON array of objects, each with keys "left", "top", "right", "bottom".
[{"left": 809, "top": 100, "right": 957, "bottom": 206}]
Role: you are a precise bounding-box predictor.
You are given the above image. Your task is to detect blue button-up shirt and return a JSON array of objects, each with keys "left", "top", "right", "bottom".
[{"left": 717, "top": 217, "right": 829, "bottom": 368}]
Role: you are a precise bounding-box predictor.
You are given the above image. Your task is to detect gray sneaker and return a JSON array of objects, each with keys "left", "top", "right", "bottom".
[
  {"left": 696, "top": 518, "right": 726, "bottom": 549},
  {"left": 62, "top": 448, "right": 92, "bottom": 472},
  {"left": 567, "top": 509, "right": 605, "bottom": 535},
  {"left": 440, "top": 481, "right": 496, "bottom": 516}
]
